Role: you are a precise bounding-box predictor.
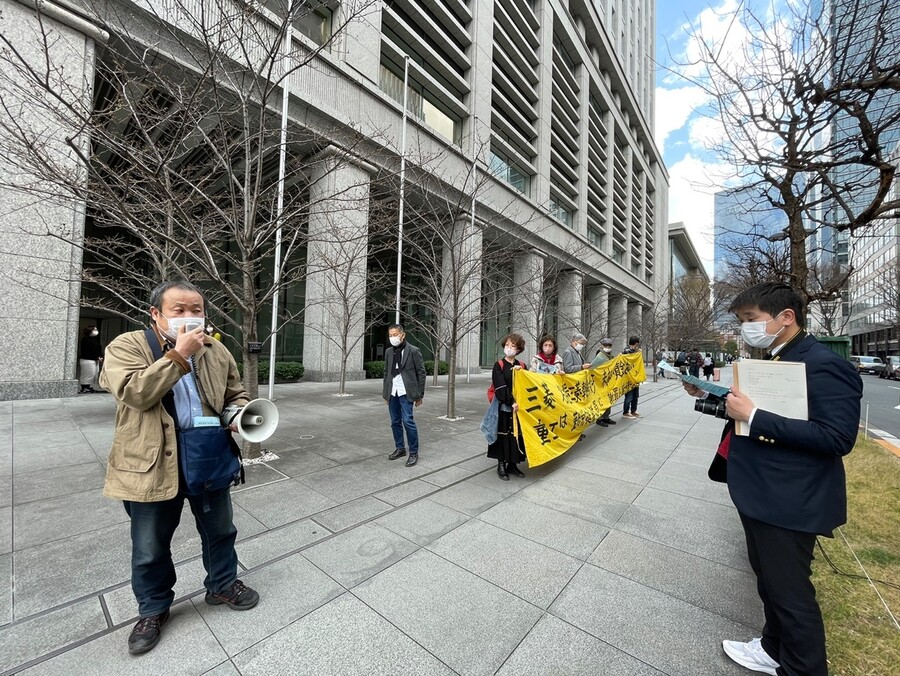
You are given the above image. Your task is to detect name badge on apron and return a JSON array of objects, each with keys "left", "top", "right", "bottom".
[{"left": 193, "top": 416, "right": 221, "bottom": 428}]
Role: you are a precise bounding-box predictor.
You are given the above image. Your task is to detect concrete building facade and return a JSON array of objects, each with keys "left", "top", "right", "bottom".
[{"left": 0, "top": 0, "right": 667, "bottom": 399}]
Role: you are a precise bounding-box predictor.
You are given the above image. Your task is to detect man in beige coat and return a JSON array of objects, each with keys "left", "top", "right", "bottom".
[{"left": 101, "top": 280, "right": 259, "bottom": 655}]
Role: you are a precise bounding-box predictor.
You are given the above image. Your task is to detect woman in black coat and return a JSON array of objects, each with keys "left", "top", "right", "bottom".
[{"left": 487, "top": 332, "right": 528, "bottom": 480}]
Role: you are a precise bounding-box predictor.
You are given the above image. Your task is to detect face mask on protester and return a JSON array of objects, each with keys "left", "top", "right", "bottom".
[
  {"left": 160, "top": 315, "right": 204, "bottom": 342},
  {"left": 602, "top": 347, "right": 612, "bottom": 353},
  {"left": 542, "top": 345, "right": 554, "bottom": 355},
  {"left": 740, "top": 312, "right": 785, "bottom": 349},
  {"left": 504, "top": 346, "right": 518, "bottom": 357},
  {"left": 573, "top": 343, "right": 584, "bottom": 351},
  {"left": 389, "top": 336, "right": 403, "bottom": 347},
  {"left": 90, "top": 329, "right": 99, "bottom": 337}
]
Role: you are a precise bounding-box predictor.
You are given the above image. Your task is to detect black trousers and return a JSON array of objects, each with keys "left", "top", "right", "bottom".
[{"left": 740, "top": 513, "right": 827, "bottom": 676}]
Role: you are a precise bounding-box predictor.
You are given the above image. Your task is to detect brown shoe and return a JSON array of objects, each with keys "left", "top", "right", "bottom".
[{"left": 128, "top": 609, "right": 169, "bottom": 655}]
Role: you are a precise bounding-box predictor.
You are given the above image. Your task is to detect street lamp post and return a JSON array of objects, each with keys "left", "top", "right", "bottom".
[
  {"left": 267, "top": 2, "right": 294, "bottom": 401},
  {"left": 395, "top": 55, "right": 410, "bottom": 325}
]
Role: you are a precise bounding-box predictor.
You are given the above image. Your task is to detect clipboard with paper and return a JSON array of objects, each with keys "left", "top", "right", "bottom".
[{"left": 732, "top": 359, "right": 808, "bottom": 436}]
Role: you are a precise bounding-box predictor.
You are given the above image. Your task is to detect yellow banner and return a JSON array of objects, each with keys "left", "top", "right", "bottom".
[{"left": 512, "top": 353, "right": 646, "bottom": 467}]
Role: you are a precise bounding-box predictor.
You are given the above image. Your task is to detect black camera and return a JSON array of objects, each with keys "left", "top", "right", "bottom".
[{"left": 694, "top": 396, "right": 730, "bottom": 420}]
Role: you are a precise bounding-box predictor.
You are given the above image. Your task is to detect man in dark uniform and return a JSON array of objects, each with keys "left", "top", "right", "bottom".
[{"left": 684, "top": 283, "right": 862, "bottom": 676}]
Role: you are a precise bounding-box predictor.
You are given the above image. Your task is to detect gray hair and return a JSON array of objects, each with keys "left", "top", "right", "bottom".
[{"left": 571, "top": 332, "right": 586, "bottom": 342}]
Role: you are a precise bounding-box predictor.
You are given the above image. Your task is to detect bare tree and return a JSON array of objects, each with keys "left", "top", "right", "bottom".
[
  {"left": 667, "top": 275, "right": 720, "bottom": 351},
  {"left": 677, "top": 0, "right": 900, "bottom": 301},
  {"left": 640, "top": 297, "right": 670, "bottom": 382},
  {"left": 398, "top": 140, "right": 532, "bottom": 420},
  {"left": 0, "top": 0, "right": 379, "bottom": 419}
]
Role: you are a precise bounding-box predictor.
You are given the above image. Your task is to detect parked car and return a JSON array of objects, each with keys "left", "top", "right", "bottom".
[
  {"left": 879, "top": 355, "right": 900, "bottom": 380},
  {"left": 850, "top": 355, "right": 884, "bottom": 375}
]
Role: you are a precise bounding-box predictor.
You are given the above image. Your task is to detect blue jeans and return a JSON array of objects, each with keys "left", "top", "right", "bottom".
[
  {"left": 388, "top": 394, "right": 419, "bottom": 454},
  {"left": 123, "top": 487, "right": 238, "bottom": 617},
  {"left": 623, "top": 387, "right": 639, "bottom": 414}
]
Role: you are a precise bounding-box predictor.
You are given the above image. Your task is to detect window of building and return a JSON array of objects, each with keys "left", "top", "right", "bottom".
[
  {"left": 548, "top": 198, "right": 573, "bottom": 228},
  {"left": 588, "top": 227, "right": 604, "bottom": 249},
  {"left": 613, "top": 247, "right": 624, "bottom": 264},
  {"left": 379, "top": 63, "right": 461, "bottom": 144},
  {"left": 489, "top": 149, "right": 530, "bottom": 195},
  {"left": 293, "top": 2, "right": 332, "bottom": 46}
]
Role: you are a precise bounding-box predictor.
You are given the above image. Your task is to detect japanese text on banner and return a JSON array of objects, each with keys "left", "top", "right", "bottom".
[{"left": 512, "top": 352, "right": 645, "bottom": 467}]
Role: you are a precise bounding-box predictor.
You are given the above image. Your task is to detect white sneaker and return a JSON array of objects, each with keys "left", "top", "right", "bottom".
[{"left": 722, "top": 638, "right": 779, "bottom": 675}]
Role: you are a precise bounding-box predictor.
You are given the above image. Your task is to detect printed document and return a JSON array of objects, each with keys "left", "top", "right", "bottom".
[{"left": 733, "top": 359, "right": 808, "bottom": 436}]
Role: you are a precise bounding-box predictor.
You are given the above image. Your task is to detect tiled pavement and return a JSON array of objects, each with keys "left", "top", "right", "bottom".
[{"left": 0, "top": 369, "right": 763, "bottom": 675}]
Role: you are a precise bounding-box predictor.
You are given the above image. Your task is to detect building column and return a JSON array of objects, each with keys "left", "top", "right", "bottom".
[
  {"left": 584, "top": 284, "right": 609, "bottom": 352},
  {"left": 302, "top": 150, "right": 371, "bottom": 382},
  {"left": 556, "top": 269, "right": 583, "bottom": 346},
  {"left": 0, "top": 3, "right": 98, "bottom": 400},
  {"left": 513, "top": 248, "right": 545, "bottom": 349},
  {"left": 441, "top": 219, "right": 482, "bottom": 373},
  {"left": 608, "top": 293, "right": 629, "bottom": 353},
  {"left": 627, "top": 301, "right": 644, "bottom": 344}
]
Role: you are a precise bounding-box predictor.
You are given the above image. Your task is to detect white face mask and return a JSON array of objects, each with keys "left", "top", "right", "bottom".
[
  {"left": 602, "top": 347, "right": 612, "bottom": 353},
  {"left": 740, "top": 313, "right": 785, "bottom": 349},
  {"left": 389, "top": 336, "right": 402, "bottom": 347},
  {"left": 160, "top": 315, "right": 204, "bottom": 341},
  {"left": 90, "top": 329, "right": 99, "bottom": 337},
  {"left": 504, "top": 346, "right": 518, "bottom": 357},
  {"left": 573, "top": 343, "right": 584, "bottom": 351}
]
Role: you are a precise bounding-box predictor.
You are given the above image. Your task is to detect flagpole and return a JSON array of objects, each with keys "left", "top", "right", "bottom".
[
  {"left": 268, "top": 1, "right": 294, "bottom": 401},
  {"left": 395, "top": 55, "right": 409, "bottom": 325}
]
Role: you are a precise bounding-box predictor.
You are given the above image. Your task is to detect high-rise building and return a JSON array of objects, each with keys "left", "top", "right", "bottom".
[
  {"left": 819, "top": 0, "right": 900, "bottom": 349},
  {"left": 713, "top": 185, "right": 787, "bottom": 282},
  {"left": 0, "top": 0, "right": 668, "bottom": 399}
]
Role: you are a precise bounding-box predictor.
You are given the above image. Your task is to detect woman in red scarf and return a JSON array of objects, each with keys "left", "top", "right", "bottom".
[{"left": 530, "top": 334, "right": 565, "bottom": 374}]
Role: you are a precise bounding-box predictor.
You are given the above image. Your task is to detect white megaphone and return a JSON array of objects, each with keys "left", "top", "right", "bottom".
[{"left": 220, "top": 398, "right": 279, "bottom": 443}]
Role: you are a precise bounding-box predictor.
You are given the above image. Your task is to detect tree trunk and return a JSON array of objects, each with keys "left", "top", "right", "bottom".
[
  {"left": 432, "top": 345, "right": 440, "bottom": 385},
  {"left": 447, "top": 336, "right": 458, "bottom": 419},
  {"left": 789, "top": 214, "right": 809, "bottom": 299},
  {"left": 242, "top": 273, "right": 261, "bottom": 459}
]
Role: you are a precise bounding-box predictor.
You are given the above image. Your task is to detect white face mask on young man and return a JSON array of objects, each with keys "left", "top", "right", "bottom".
[
  {"left": 389, "top": 336, "right": 403, "bottom": 347},
  {"left": 740, "top": 312, "right": 785, "bottom": 349}
]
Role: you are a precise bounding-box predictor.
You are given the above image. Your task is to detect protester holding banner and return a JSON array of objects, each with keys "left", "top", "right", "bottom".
[
  {"left": 561, "top": 332, "right": 591, "bottom": 373},
  {"left": 530, "top": 334, "right": 565, "bottom": 374},
  {"left": 592, "top": 338, "right": 617, "bottom": 427},
  {"left": 487, "top": 333, "right": 528, "bottom": 481},
  {"left": 622, "top": 336, "right": 642, "bottom": 419}
]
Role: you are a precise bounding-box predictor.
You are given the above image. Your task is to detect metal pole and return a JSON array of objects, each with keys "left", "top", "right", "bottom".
[
  {"left": 466, "top": 115, "right": 478, "bottom": 385},
  {"left": 268, "top": 2, "right": 294, "bottom": 401},
  {"left": 394, "top": 55, "right": 409, "bottom": 325}
]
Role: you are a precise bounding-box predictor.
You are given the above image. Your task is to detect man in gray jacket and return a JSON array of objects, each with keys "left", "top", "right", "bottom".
[{"left": 383, "top": 324, "right": 427, "bottom": 466}]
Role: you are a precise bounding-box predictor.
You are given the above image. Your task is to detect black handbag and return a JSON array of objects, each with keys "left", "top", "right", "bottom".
[{"left": 144, "top": 328, "right": 244, "bottom": 494}]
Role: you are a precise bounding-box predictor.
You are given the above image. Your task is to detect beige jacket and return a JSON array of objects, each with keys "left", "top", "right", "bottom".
[{"left": 99, "top": 328, "right": 249, "bottom": 502}]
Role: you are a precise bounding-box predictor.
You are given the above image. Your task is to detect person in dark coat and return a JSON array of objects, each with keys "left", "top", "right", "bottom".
[
  {"left": 383, "top": 323, "right": 427, "bottom": 467},
  {"left": 487, "top": 333, "right": 527, "bottom": 481},
  {"left": 78, "top": 325, "right": 104, "bottom": 393},
  {"left": 684, "top": 282, "right": 862, "bottom": 676}
]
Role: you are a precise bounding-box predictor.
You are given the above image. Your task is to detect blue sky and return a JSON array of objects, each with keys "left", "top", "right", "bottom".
[{"left": 654, "top": 0, "right": 749, "bottom": 275}]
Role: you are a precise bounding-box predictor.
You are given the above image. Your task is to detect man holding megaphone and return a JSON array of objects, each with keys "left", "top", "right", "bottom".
[{"left": 100, "top": 280, "right": 261, "bottom": 656}]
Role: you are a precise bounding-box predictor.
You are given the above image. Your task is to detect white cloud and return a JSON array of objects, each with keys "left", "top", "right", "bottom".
[
  {"left": 653, "top": 85, "right": 709, "bottom": 155},
  {"left": 666, "top": 152, "right": 739, "bottom": 277}
]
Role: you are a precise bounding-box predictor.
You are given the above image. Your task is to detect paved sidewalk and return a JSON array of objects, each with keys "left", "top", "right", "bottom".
[{"left": 0, "top": 369, "right": 762, "bottom": 675}]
